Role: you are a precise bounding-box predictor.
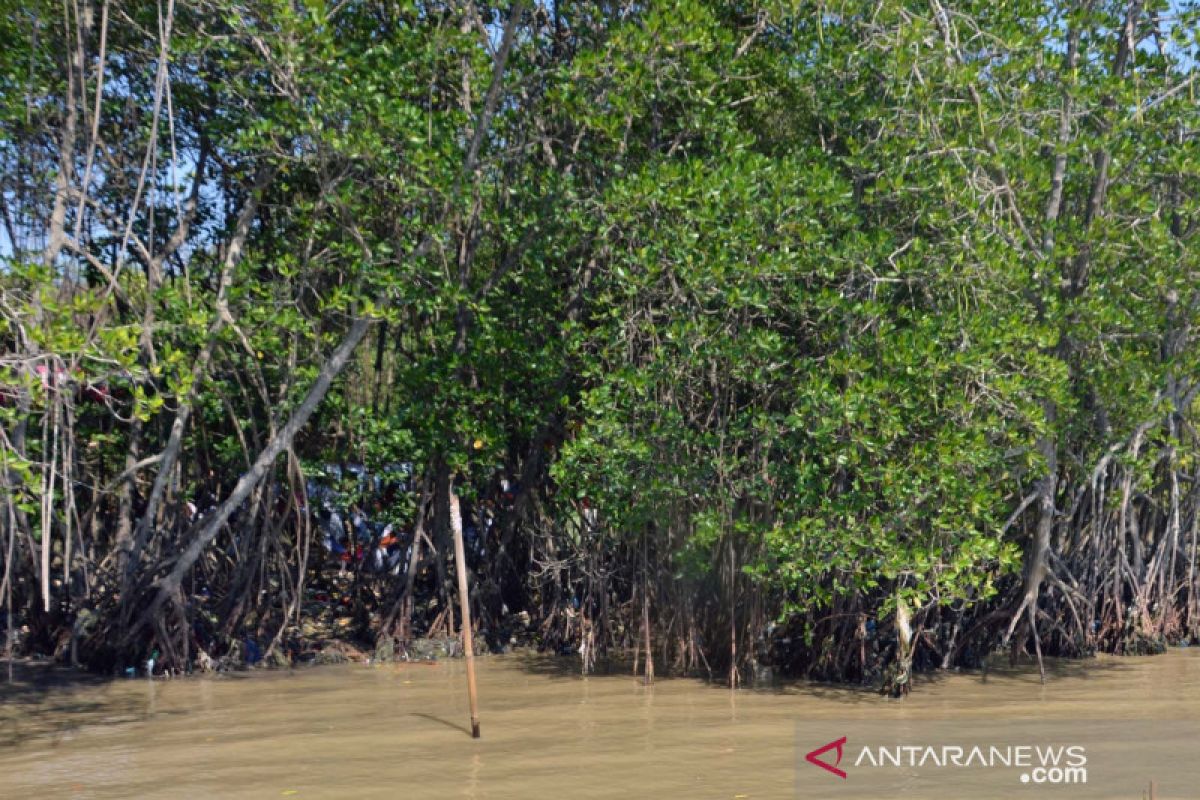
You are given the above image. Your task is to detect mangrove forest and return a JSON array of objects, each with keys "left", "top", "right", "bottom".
[{"left": 1, "top": 0, "right": 1199, "bottom": 700}]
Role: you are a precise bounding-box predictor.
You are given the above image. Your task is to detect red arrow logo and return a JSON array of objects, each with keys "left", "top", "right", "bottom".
[{"left": 805, "top": 736, "right": 848, "bottom": 779}]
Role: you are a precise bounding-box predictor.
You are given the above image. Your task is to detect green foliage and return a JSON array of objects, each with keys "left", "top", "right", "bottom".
[{"left": 2, "top": 0, "right": 1197, "bottom": 674}]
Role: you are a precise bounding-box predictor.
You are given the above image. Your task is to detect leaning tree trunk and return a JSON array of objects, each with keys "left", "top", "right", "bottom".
[{"left": 125, "top": 315, "right": 374, "bottom": 653}]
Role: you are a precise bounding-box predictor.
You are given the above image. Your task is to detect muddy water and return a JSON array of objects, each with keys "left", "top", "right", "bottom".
[{"left": 1, "top": 649, "right": 1198, "bottom": 799}]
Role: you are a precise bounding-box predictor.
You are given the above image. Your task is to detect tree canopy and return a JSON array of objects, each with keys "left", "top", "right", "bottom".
[{"left": 1, "top": 0, "right": 1198, "bottom": 689}]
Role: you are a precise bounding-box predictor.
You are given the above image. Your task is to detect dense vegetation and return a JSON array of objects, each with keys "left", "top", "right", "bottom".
[{"left": 1, "top": 0, "right": 1198, "bottom": 693}]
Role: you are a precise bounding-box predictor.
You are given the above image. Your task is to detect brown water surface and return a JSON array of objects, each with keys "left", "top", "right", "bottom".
[{"left": 1, "top": 649, "right": 1197, "bottom": 799}]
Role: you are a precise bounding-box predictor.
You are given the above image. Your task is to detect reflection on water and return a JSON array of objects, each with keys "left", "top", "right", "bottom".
[{"left": 0, "top": 649, "right": 1197, "bottom": 799}]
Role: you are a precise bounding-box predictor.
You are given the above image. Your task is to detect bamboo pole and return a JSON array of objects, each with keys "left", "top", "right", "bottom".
[{"left": 448, "top": 486, "right": 480, "bottom": 738}]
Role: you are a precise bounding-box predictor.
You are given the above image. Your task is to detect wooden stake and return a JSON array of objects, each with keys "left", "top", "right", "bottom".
[{"left": 449, "top": 487, "right": 480, "bottom": 738}]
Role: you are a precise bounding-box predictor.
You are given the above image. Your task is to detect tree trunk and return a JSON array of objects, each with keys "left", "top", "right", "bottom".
[{"left": 131, "top": 316, "right": 374, "bottom": 642}]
